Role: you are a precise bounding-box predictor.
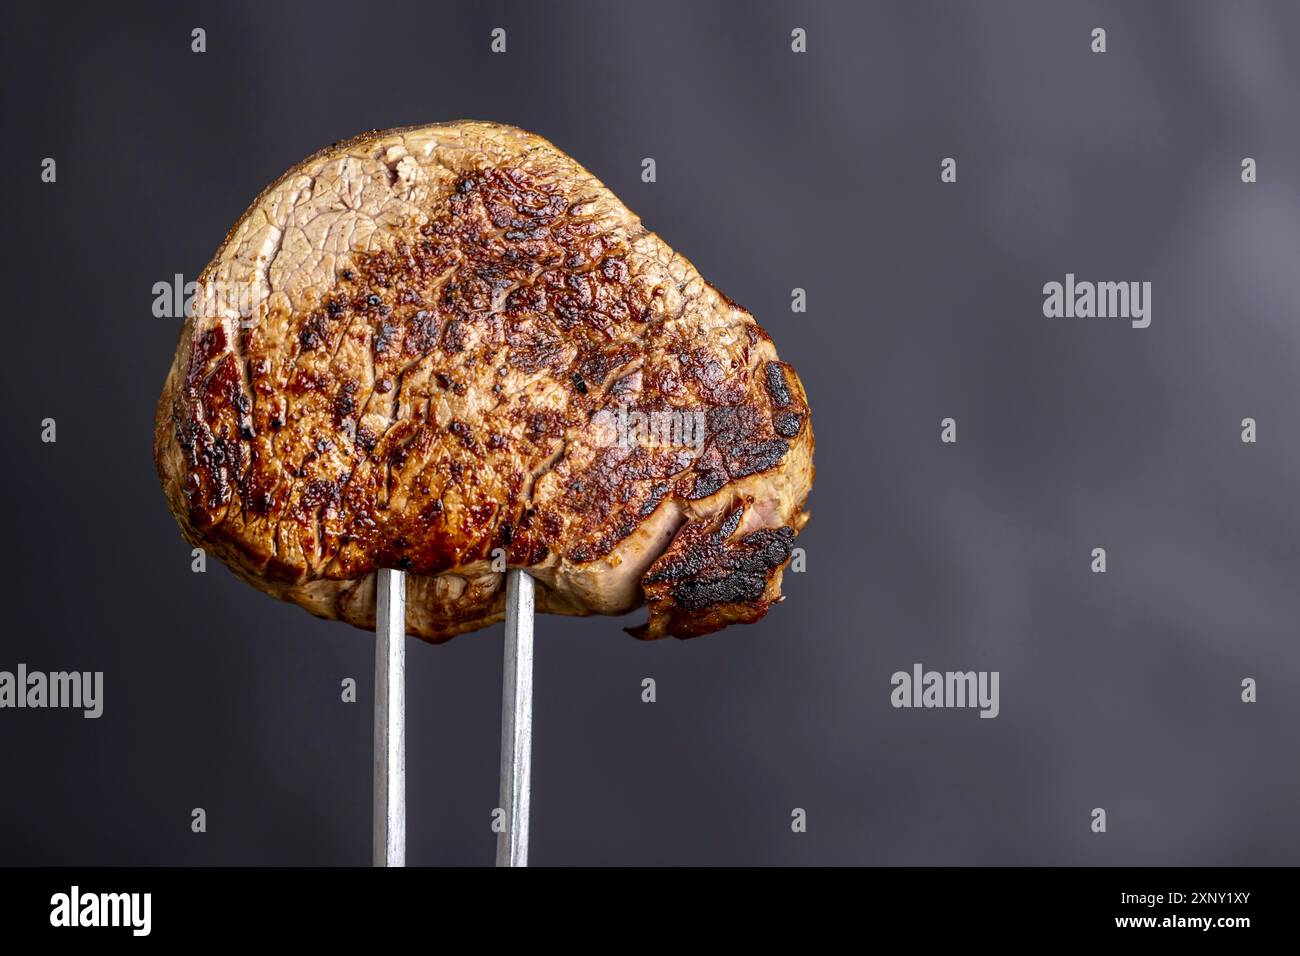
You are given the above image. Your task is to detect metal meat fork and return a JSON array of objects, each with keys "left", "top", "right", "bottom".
[{"left": 372, "top": 567, "right": 534, "bottom": 867}]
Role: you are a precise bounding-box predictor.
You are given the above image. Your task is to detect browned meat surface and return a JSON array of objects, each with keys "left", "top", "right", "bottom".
[{"left": 154, "top": 122, "right": 813, "bottom": 642}]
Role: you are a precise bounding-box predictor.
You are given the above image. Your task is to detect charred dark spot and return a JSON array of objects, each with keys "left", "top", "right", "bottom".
[
  {"left": 692, "top": 469, "right": 727, "bottom": 499},
  {"left": 527, "top": 412, "right": 556, "bottom": 439},
  {"left": 739, "top": 439, "right": 788, "bottom": 474},
  {"left": 332, "top": 381, "right": 358, "bottom": 427},
  {"left": 299, "top": 313, "right": 329, "bottom": 350},
  {"left": 366, "top": 294, "right": 382, "bottom": 307},
  {"left": 389, "top": 438, "right": 413, "bottom": 470},
  {"left": 764, "top": 362, "right": 792, "bottom": 408},
  {"left": 689, "top": 405, "right": 790, "bottom": 494},
  {"left": 301, "top": 478, "right": 341, "bottom": 510},
  {"left": 575, "top": 349, "right": 625, "bottom": 387},
  {"left": 443, "top": 319, "right": 467, "bottom": 353},
  {"left": 639, "top": 482, "right": 670, "bottom": 517},
  {"left": 571, "top": 372, "right": 588, "bottom": 394},
  {"left": 374, "top": 321, "right": 399, "bottom": 355},
  {"left": 773, "top": 410, "right": 804, "bottom": 438},
  {"left": 600, "top": 257, "right": 630, "bottom": 284},
  {"left": 501, "top": 521, "right": 514, "bottom": 545},
  {"left": 449, "top": 420, "right": 475, "bottom": 450},
  {"left": 658, "top": 527, "right": 795, "bottom": 613},
  {"left": 407, "top": 310, "right": 439, "bottom": 354}
]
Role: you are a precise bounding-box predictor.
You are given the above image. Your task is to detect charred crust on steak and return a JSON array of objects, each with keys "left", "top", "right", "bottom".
[
  {"left": 665, "top": 527, "right": 794, "bottom": 612},
  {"left": 632, "top": 502, "right": 797, "bottom": 640}
]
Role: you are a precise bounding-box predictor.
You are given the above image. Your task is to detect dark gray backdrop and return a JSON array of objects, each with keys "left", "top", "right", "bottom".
[{"left": 1, "top": 0, "right": 1297, "bottom": 865}]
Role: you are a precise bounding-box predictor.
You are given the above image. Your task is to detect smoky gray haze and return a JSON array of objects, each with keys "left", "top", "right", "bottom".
[{"left": 1, "top": 0, "right": 1297, "bottom": 865}]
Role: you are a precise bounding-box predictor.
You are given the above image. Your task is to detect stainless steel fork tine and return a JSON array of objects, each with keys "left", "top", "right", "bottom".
[
  {"left": 496, "top": 568, "right": 535, "bottom": 867},
  {"left": 373, "top": 568, "right": 406, "bottom": 867}
]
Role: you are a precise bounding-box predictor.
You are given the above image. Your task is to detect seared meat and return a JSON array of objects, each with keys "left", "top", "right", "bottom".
[{"left": 154, "top": 122, "right": 813, "bottom": 642}]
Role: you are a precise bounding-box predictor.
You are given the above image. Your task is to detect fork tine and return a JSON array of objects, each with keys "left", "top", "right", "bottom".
[
  {"left": 496, "top": 568, "right": 535, "bottom": 867},
  {"left": 373, "top": 568, "right": 406, "bottom": 867}
]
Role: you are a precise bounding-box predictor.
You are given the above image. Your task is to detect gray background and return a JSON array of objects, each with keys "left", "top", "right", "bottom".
[{"left": 1, "top": 0, "right": 1297, "bottom": 866}]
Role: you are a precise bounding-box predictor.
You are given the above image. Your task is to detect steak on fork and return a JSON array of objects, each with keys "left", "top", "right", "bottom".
[{"left": 154, "top": 122, "right": 814, "bottom": 642}]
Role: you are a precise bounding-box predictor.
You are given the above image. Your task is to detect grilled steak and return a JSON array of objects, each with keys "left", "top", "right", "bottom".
[{"left": 154, "top": 122, "right": 813, "bottom": 642}]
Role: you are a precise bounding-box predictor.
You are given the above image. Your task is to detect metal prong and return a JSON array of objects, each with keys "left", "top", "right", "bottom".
[
  {"left": 496, "top": 568, "right": 535, "bottom": 867},
  {"left": 373, "top": 568, "right": 406, "bottom": 867}
]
